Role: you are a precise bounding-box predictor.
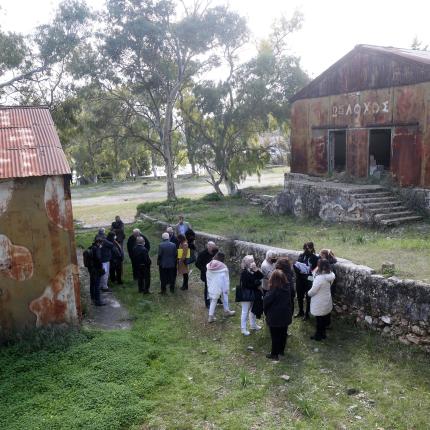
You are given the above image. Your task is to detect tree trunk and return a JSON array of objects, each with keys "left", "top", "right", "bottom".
[
  {"left": 190, "top": 160, "right": 196, "bottom": 176},
  {"left": 225, "top": 178, "right": 238, "bottom": 195},
  {"left": 151, "top": 152, "right": 158, "bottom": 178},
  {"left": 163, "top": 104, "right": 177, "bottom": 200},
  {"left": 212, "top": 180, "right": 224, "bottom": 196}
]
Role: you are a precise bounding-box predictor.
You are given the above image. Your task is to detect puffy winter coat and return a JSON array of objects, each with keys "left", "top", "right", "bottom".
[
  {"left": 206, "top": 260, "right": 230, "bottom": 299},
  {"left": 263, "top": 285, "right": 293, "bottom": 327},
  {"left": 308, "top": 272, "right": 336, "bottom": 316}
]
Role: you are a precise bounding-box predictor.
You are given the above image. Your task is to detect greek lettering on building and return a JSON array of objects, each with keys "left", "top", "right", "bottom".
[{"left": 332, "top": 101, "right": 390, "bottom": 117}]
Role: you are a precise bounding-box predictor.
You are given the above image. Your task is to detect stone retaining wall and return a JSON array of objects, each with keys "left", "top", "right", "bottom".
[
  {"left": 140, "top": 213, "right": 430, "bottom": 350},
  {"left": 267, "top": 173, "right": 368, "bottom": 222}
]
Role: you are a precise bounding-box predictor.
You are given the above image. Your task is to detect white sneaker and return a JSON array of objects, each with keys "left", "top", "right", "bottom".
[
  {"left": 224, "top": 310, "right": 236, "bottom": 316},
  {"left": 241, "top": 330, "right": 251, "bottom": 336},
  {"left": 250, "top": 324, "right": 262, "bottom": 331},
  {"left": 208, "top": 315, "right": 216, "bottom": 323}
]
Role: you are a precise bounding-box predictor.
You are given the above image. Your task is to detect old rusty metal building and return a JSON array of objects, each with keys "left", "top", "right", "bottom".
[
  {"left": 0, "top": 106, "right": 80, "bottom": 338},
  {"left": 290, "top": 45, "right": 430, "bottom": 187}
]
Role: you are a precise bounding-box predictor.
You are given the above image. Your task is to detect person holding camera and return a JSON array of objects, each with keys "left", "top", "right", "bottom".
[
  {"left": 261, "top": 250, "right": 278, "bottom": 295},
  {"left": 237, "top": 255, "right": 264, "bottom": 336}
]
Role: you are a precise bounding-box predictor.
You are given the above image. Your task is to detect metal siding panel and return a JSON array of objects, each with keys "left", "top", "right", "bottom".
[
  {"left": 347, "top": 129, "right": 368, "bottom": 177},
  {"left": 310, "top": 129, "right": 327, "bottom": 175},
  {"left": 392, "top": 126, "right": 421, "bottom": 186},
  {"left": 393, "top": 86, "right": 425, "bottom": 123}
]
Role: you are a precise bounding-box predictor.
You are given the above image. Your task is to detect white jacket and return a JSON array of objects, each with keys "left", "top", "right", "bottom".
[
  {"left": 308, "top": 272, "right": 335, "bottom": 316},
  {"left": 206, "top": 260, "right": 230, "bottom": 299}
]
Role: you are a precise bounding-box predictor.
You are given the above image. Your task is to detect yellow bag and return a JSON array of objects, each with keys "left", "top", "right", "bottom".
[{"left": 177, "top": 248, "right": 191, "bottom": 259}]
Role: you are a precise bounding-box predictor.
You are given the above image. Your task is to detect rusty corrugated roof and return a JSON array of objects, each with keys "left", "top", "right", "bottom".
[
  {"left": 0, "top": 106, "right": 70, "bottom": 179},
  {"left": 292, "top": 45, "right": 430, "bottom": 102}
]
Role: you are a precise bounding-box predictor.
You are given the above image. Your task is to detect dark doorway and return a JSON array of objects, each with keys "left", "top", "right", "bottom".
[
  {"left": 369, "top": 129, "right": 391, "bottom": 175},
  {"left": 329, "top": 130, "right": 346, "bottom": 172}
]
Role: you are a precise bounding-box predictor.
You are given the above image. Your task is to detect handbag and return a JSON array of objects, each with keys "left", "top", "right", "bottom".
[{"left": 235, "top": 277, "right": 256, "bottom": 302}]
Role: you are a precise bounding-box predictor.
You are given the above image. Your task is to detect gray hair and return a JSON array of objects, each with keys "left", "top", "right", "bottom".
[
  {"left": 241, "top": 255, "right": 255, "bottom": 270},
  {"left": 133, "top": 228, "right": 141, "bottom": 235},
  {"left": 265, "top": 250, "right": 277, "bottom": 260},
  {"left": 207, "top": 241, "right": 216, "bottom": 250},
  {"left": 136, "top": 236, "right": 145, "bottom": 245},
  {"left": 162, "top": 232, "right": 170, "bottom": 240}
]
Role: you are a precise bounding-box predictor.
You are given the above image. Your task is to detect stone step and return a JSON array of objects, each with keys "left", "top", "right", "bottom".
[
  {"left": 352, "top": 192, "right": 392, "bottom": 199},
  {"left": 357, "top": 196, "right": 399, "bottom": 203},
  {"left": 374, "top": 211, "right": 417, "bottom": 221},
  {"left": 349, "top": 187, "right": 387, "bottom": 195},
  {"left": 362, "top": 201, "right": 403, "bottom": 209},
  {"left": 380, "top": 215, "right": 423, "bottom": 226},
  {"left": 366, "top": 206, "right": 408, "bottom": 214}
]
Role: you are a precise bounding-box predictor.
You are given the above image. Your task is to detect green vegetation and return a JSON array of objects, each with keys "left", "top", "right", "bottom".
[
  {"left": 1, "top": 223, "right": 430, "bottom": 429},
  {"left": 137, "top": 195, "right": 430, "bottom": 282}
]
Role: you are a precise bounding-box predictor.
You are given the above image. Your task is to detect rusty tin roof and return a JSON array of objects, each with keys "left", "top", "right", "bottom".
[
  {"left": 0, "top": 106, "right": 71, "bottom": 179},
  {"left": 292, "top": 45, "right": 430, "bottom": 102}
]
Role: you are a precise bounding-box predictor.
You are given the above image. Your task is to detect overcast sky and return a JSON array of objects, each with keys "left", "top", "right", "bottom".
[{"left": 1, "top": 0, "right": 429, "bottom": 79}]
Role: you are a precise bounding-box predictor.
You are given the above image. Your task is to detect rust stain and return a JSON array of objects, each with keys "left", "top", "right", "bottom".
[
  {"left": 392, "top": 126, "right": 421, "bottom": 186},
  {"left": 44, "top": 176, "right": 73, "bottom": 231},
  {"left": 310, "top": 130, "right": 327, "bottom": 175},
  {"left": 347, "top": 129, "right": 368, "bottom": 177},
  {"left": 0, "top": 234, "right": 33, "bottom": 281},
  {"left": 29, "top": 264, "right": 79, "bottom": 327}
]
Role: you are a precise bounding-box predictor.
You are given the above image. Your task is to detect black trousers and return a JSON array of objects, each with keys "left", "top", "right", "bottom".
[
  {"left": 296, "top": 276, "right": 311, "bottom": 315},
  {"left": 269, "top": 326, "right": 288, "bottom": 356},
  {"left": 315, "top": 314, "right": 331, "bottom": 339},
  {"left": 109, "top": 261, "right": 123, "bottom": 283},
  {"left": 181, "top": 273, "right": 189, "bottom": 290},
  {"left": 204, "top": 280, "right": 210, "bottom": 308},
  {"left": 89, "top": 273, "right": 101, "bottom": 304},
  {"left": 160, "top": 267, "right": 177, "bottom": 292},
  {"left": 137, "top": 266, "right": 151, "bottom": 293}
]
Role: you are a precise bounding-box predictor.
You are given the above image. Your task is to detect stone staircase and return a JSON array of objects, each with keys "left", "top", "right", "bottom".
[{"left": 350, "top": 187, "right": 422, "bottom": 226}]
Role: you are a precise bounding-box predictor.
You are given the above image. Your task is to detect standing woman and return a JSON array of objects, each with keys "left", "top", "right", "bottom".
[
  {"left": 237, "top": 255, "right": 264, "bottom": 336},
  {"left": 319, "top": 248, "right": 338, "bottom": 297},
  {"left": 263, "top": 269, "right": 293, "bottom": 361},
  {"left": 275, "top": 256, "right": 296, "bottom": 316},
  {"left": 308, "top": 259, "right": 335, "bottom": 341},
  {"left": 293, "top": 242, "right": 319, "bottom": 320},
  {"left": 177, "top": 234, "right": 190, "bottom": 291}
]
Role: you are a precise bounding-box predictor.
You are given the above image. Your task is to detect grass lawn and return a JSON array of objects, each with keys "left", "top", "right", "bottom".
[
  {"left": 1, "top": 223, "right": 429, "bottom": 429},
  {"left": 137, "top": 196, "right": 430, "bottom": 282}
]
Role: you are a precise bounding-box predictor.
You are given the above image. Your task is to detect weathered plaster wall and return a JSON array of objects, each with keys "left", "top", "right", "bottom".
[
  {"left": 0, "top": 176, "right": 80, "bottom": 338},
  {"left": 142, "top": 213, "right": 430, "bottom": 350}
]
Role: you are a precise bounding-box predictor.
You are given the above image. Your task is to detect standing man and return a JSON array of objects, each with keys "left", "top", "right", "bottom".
[
  {"left": 196, "top": 241, "right": 218, "bottom": 308},
  {"left": 100, "top": 232, "right": 115, "bottom": 292},
  {"left": 157, "top": 232, "right": 178, "bottom": 294},
  {"left": 133, "top": 237, "right": 152, "bottom": 294},
  {"left": 166, "top": 226, "right": 179, "bottom": 248},
  {"left": 127, "top": 228, "right": 150, "bottom": 279},
  {"left": 111, "top": 215, "right": 125, "bottom": 249},
  {"left": 87, "top": 236, "right": 106, "bottom": 306},
  {"left": 175, "top": 215, "right": 191, "bottom": 237}
]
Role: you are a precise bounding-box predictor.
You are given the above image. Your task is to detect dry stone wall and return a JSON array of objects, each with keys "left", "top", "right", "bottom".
[{"left": 141, "top": 214, "right": 430, "bottom": 351}]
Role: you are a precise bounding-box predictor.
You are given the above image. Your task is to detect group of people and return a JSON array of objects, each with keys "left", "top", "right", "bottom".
[
  {"left": 85, "top": 214, "right": 337, "bottom": 362},
  {"left": 199, "top": 240, "right": 337, "bottom": 361}
]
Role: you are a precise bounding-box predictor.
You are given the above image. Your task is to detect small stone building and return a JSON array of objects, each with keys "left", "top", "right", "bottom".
[
  {"left": 290, "top": 45, "right": 430, "bottom": 188},
  {"left": 0, "top": 106, "right": 80, "bottom": 338}
]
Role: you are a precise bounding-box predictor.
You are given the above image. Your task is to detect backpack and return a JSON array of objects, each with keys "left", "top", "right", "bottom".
[{"left": 83, "top": 247, "right": 93, "bottom": 268}]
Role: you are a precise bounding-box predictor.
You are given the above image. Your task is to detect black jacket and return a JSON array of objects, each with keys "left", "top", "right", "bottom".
[
  {"left": 111, "top": 220, "right": 125, "bottom": 243},
  {"left": 169, "top": 234, "right": 179, "bottom": 248},
  {"left": 89, "top": 244, "right": 104, "bottom": 277},
  {"left": 127, "top": 234, "right": 150, "bottom": 259},
  {"left": 240, "top": 269, "right": 264, "bottom": 291},
  {"left": 158, "top": 240, "right": 177, "bottom": 269},
  {"left": 111, "top": 241, "right": 124, "bottom": 263},
  {"left": 133, "top": 244, "right": 152, "bottom": 269},
  {"left": 196, "top": 249, "right": 215, "bottom": 282},
  {"left": 263, "top": 285, "right": 293, "bottom": 327},
  {"left": 101, "top": 239, "right": 114, "bottom": 263},
  {"left": 297, "top": 252, "right": 319, "bottom": 271}
]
